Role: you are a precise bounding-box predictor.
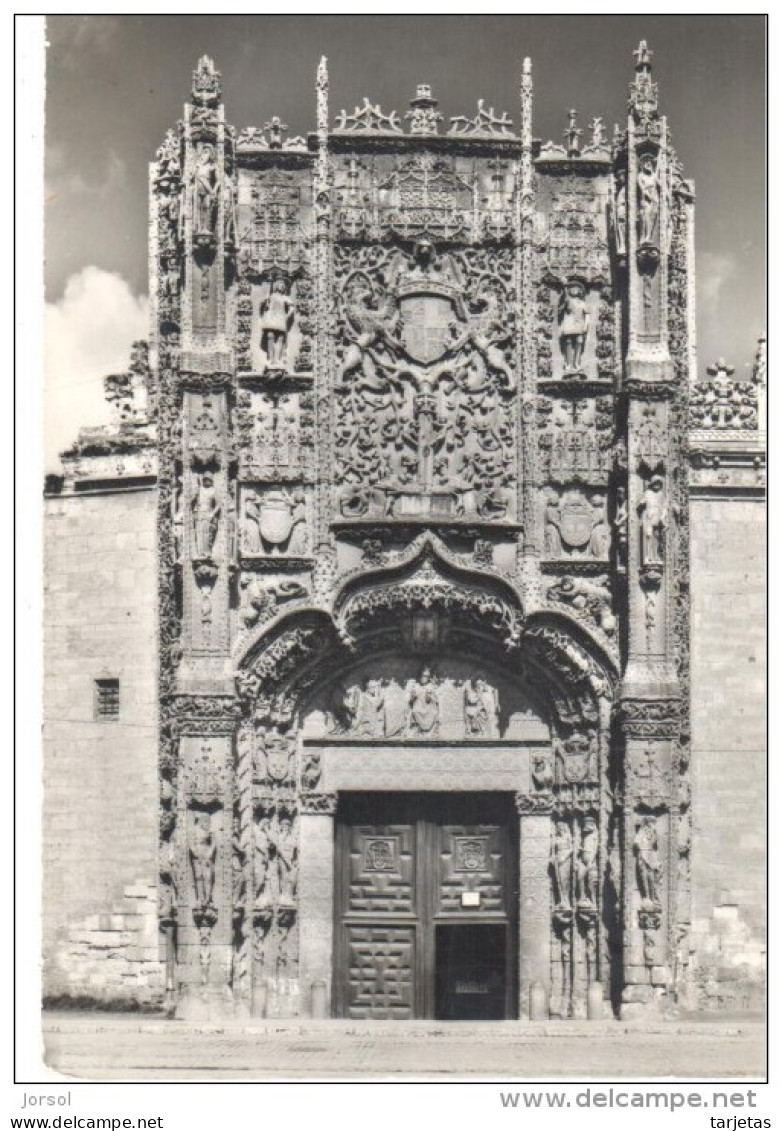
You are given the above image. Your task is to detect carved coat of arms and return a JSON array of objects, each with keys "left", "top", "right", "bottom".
[
  {"left": 558, "top": 490, "right": 596, "bottom": 550},
  {"left": 258, "top": 490, "right": 294, "bottom": 546},
  {"left": 398, "top": 294, "right": 456, "bottom": 363}
]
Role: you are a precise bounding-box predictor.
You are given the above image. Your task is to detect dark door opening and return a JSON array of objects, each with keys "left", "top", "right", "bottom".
[{"left": 435, "top": 924, "right": 507, "bottom": 1020}]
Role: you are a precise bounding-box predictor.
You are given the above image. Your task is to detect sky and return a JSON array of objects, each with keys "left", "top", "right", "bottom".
[{"left": 43, "top": 14, "right": 766, "bottom": 469}]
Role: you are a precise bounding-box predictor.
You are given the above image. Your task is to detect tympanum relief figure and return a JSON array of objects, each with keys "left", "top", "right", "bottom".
[
  {"left": 462, "top": 677, "right": 500, "bottom": 737},
  {"left": 324, "top": 672, "right": 511, "bottom": 740},
  {"left": 406, "top": 667, "right": 441, "bottom": 737}
]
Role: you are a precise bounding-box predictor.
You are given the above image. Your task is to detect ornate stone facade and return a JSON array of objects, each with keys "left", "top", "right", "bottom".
[{"left": 45, "top": 45, "right": 766, "bottom": 1020}]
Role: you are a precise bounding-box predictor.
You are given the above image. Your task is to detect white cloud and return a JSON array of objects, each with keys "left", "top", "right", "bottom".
[{"left": 45, "top": 267, "right": 148, "bottom": 472}]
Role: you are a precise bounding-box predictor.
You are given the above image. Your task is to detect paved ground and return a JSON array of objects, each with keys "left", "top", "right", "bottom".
[{"left": 42, "top": 1014, "right": 766, "bottom": 1081}]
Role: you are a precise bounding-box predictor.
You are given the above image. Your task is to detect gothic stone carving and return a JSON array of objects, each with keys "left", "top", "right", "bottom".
[
  {"left": 240, "top": 486, "right": 310, "bottom": 558},
  {"left": 334, "top": 241, "right": 517, "bottom": 522},
  {"left": 544, "top": 487, "right": 610, "bottom": 560}
]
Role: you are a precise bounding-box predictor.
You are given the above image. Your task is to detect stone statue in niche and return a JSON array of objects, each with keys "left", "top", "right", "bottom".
[
  {"left": 160, "top": 255, "right": 180, "bottom": 300},
  {"left": 224, "top": 181, "right": 237, "bottom": 248},
  {"left": 462, "top": 677, "right": 499, "bottom": 737},
  {"left": 639, "top": 473, "right": 667, "bottom": 570},
  {"left": 588, "top": 496, "right": 611, "bottom": 557},
  {"left": 254, "top": 811, "right": 273, "bottom": 909},
  {"left": 406, "top": 667, "right": 441, "bottom": 737},
  {"left": 545, "top": 489, "right": 565, "bottom": 557},
  {"left": 199, "top": 587, "right": 213, "bottom": 628},
  {"left": 637, "top": 153, "right": 660, "bottom": 246},
  {"left": 614, "top": 485, "right": 628, "bottom": 573},
  {"left": 232, "top": 814, "right": 245, "bottom": 907},
  {"left": 189, "top": 812, "right": 217, "bottom": 908},
  {"left": 273, "top": 815, "right": 298, "bottom": 905},
  {"left": 551, "top": 821, "right": 574, "bottom": 910},
  {"left": 558, "top": 281, "right": 590, "bottom": 372},
  {"left": 192, "top": 143, "right": 218, "bottom": 238},
  {"left": 634, "top": 815, "right": 661, "bottom": 908},
  {"left": 241, "top": 489, "right": 307, "bottom": 556},
  {"left": 613, "top": 169, "right": 627, "bottom": 256},
  {"left": 575, "top": 816, "right": 599, "bottom": 908},
  {"left": 259, "top": 279, "right": 295, "bottom": 369},
  {"left": 191, "top": 471, "right": 221, "bottom": 558}
]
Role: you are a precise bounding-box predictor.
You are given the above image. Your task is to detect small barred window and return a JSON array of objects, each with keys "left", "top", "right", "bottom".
[{"left": 94, "top": 678, "right": 120, "bottom": 720}]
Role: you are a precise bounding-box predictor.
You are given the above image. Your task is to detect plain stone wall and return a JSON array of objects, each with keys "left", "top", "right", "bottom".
[
  {"left": 689, "top": 495, "right": 766, "bottom": 1010},
  {"left": 43, "top": 487, "right": 162, "bottom": 1003}
]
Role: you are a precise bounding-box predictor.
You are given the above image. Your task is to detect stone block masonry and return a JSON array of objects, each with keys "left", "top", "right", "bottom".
[
  {"left": 689, "top": 496, "right": 766, "bottom": 1011},
  {"left": 43, "top": 488, "right": 161, "bottom": 1004}
]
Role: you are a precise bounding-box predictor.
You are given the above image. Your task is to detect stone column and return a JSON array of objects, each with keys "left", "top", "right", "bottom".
[
  {"left": 297, "top": 793, "right": 338, "bottom": 1017},
  {"left": 515, "top": 793, "right": 552, "bottom": 1019},
  {"left": 617, "top": 44, "right": 685, "bottom": 1016}
]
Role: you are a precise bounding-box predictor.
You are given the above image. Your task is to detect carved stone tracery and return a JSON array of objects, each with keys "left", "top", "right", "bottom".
[{"left": 141, "top": 45, "right": 696, "bottom": 1021}]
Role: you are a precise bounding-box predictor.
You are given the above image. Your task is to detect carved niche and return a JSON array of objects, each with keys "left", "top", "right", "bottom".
[{"left": 333, "top": 240, "right": 517, "bottom": 523}]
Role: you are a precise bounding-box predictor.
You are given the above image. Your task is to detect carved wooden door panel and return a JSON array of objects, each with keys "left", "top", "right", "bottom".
[
  {"left": 335, "top": 794, "right": 517, "bottom": 1020},
  {"left": 338, "top": 816, "right": 419, "bottom": 1019}
]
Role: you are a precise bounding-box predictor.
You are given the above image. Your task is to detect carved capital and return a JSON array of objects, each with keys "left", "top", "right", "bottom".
[
  {"left": 515, "top": 790, "right": 553, "bottom": 816},
  {"left": 618, "top": 696, "right": 683, "bottom": 739},
  {"left": 300, "top": 791, "right": 338, "bottom": 816}
]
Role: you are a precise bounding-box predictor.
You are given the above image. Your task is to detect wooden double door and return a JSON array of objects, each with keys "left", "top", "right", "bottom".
[{"left": 334, "top": 793, "right": 517, "bottom": 1020}]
